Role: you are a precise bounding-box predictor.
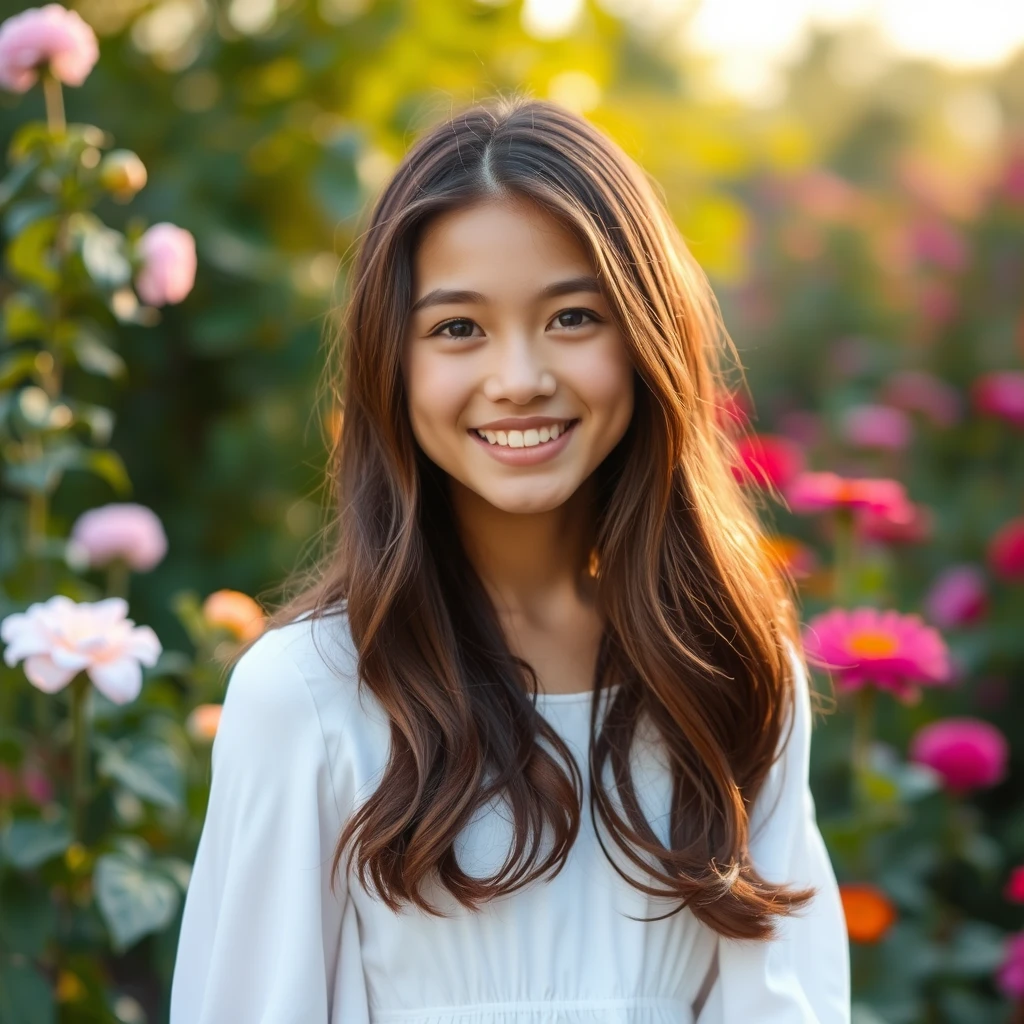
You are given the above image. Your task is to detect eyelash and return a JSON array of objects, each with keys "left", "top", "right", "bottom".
[{"left": 428, "top": 307, "right": 603, "bottom": 339}]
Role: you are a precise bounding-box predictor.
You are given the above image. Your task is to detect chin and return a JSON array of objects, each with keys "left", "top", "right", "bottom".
[{"left": 472, "top": 480, "right": 578, "bottom": 514}]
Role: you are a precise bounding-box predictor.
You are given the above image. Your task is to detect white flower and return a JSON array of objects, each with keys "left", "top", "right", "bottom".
[{"left": 1, "top": 595, "right": 161, "bottom": 704}]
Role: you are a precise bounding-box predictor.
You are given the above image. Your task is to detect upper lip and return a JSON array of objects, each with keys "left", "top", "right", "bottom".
[{"left": 471, "top": 416, "right": 578, "bottom": 432}]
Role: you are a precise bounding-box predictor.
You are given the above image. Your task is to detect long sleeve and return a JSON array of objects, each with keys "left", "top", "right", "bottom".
[
  {"left": 169, "top": 638, "right": 370, "bottom": 1024},
  {"left": 695, "top": 642, "right": 851, "bottom": 1023}
]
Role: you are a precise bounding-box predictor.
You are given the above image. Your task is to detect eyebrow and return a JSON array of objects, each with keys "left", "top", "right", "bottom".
[{"left": 409, "top": 275, "right": 602, "bottom": 314}]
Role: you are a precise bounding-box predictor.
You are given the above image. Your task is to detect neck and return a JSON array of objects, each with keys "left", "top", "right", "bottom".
[{"left": 449, "top": 475, "right": 599, "bottom": 626}]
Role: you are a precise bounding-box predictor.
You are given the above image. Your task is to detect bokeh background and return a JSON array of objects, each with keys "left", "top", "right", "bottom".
[{"left": 0, "top": 1, "right": 1023, "bottom": 1021}]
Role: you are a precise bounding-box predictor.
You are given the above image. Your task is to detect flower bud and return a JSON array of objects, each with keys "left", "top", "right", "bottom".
[{"left": 99, "top": 149, "right": 147, "bottom": 201}]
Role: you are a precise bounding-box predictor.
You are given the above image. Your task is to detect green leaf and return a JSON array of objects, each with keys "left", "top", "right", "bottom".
[
  {"left": 2, "top": 443, "right": 77, "bottom": 495},
  {"left": 943, "top": 920, "right": 1008, "bottom": 976},
  {"left": 0, "top": 960, "right": 55, "bottom": 1024},
  {"left": 0, "top": 350, "right": 39, "bottom": 389},
  {"left": 76, "top": 448, "right": 132, "bottom": 495},
  {"left": 96, "top": 737, "right": 185, "bottom": 810},
  {"left": 78, "top": 223, "right": 132, "bottom": 289},
  {"left": 6, "top": 217, "right": 60, "bottom": 292},
  {"left": 4, "top": 197, "right": 60, "bottom": 238},
  {"left": 70, "top": 326, "right": 126, "bottom": 379},
  {"left": 8, "top": 122, "right": 53, "bottom": 164},
  {"left": 94, "top": 851, "right": 181, "bottom": 952},
  {"left": 0, "top": 153, "right": 43, "bottom": 209},
  {"left": 2, "top": 292, "right": 49, "bottom": 341},
  {"left": 0, "top": 876, "right": 57, "bottom": 957},
  {"left": 0, "top": 814, "right": 72, "bottom": 869}
]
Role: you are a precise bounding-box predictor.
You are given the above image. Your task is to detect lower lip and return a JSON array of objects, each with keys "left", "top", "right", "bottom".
[{"left": 468, "top": 420, "right": 580, "bottom": 466}]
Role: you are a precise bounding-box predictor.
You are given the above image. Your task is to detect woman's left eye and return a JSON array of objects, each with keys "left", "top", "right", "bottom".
[{"left": 551, "top": 308, "right": 599, "bottom": 330}]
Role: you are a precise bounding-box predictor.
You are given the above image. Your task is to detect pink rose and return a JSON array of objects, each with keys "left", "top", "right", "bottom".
[
  {"left": 69, "top": 502, "right": 167, "bottom": 572},
  {"left": 134, "top": 223, "right": 197, "bottom": 306},
  {"left": 909, "top": 717, "right": 1008, "bottom": 793},
  {"left": 0, "top": 595, "right": 161, "bottom": 705},
  {"left": 0, "top": 4, "right": 99, "bottom": 93}
]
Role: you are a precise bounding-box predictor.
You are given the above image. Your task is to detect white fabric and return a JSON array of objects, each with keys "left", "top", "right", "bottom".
[{"left": 169, "top": 611, "right": 850, "bottom": 1024}]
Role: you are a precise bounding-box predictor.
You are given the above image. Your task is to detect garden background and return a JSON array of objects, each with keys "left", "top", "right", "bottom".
[{"left": 0, "top": 0, "right": 1022, "bottom": 1022}]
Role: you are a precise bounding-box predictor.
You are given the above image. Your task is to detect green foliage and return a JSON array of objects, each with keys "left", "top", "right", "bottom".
[{"left": 0, "top": 1, "right": 1021, "bottom": 1022}]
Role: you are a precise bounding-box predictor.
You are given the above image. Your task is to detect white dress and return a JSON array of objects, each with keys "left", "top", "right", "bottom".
[{"left": 169, "top": 611, "right": 850, "bottom": 1024}]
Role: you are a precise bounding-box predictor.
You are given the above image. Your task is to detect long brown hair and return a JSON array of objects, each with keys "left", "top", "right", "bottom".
[{"left": 247, "top": 95, "right": 827, "bottom": 941}]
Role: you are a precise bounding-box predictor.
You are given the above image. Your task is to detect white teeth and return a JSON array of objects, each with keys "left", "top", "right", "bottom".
[{"left": 474, "top": 421, "right": 574, "bottom": 448}]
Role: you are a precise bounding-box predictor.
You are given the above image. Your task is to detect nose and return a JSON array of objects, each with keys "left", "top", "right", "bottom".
[{"left": 481, "top": 332, "right": 556, "bottom": 404}]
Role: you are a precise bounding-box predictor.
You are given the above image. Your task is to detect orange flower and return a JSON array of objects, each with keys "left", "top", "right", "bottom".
[
  {"left": 760, "top": 534, "right": 817, "bottom": 579},
  {"left": 187, "top": 703, "right": 222, "bottom": 742},
  {"left": 839, "top": 883, "right": 896, "bottom": 943},
  {"left": 202, "top": 589, "right": 264, "bottom": 642}
]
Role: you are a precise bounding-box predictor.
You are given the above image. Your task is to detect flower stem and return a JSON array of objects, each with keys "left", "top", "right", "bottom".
[
  {"left": 851, "top": 686, "right": 876, "bottom": 811},
  {"left": 106, "top": 559, "right": 130, "bottom": 600},
  {"left": 833, "top": 507, "right": 857, "bottom": 608},
  {"left": 42, "top": 72, "right": 65, "bottom": 136},
  {"left": 70, "top": 675, "right": 90, "bottom": 843}
]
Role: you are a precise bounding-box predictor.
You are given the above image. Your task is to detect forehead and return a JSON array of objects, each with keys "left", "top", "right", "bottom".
[{"left": 412, "top": 198, "right": 594, "bottom": 286}]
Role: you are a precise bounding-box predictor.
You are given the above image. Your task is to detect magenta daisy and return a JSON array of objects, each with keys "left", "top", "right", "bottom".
[{"left": 801, "top": 607, "right": 952, "bottom": 703}]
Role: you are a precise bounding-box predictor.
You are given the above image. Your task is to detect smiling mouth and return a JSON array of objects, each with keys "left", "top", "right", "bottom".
[{"left": 469, "top": 419, "right": 580, "bottom": 449}]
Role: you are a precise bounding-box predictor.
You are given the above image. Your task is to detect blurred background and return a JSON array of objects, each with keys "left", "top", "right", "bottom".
[{"left": 0, "top": 1, "right": 1022, "bottom": 1021}]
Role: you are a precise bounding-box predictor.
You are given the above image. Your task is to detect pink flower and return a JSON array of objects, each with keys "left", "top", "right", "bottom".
[
  {"left": 924, "top": 565, "right": 988, "bottom": 628},
  {"left": 908, "top": 717, "right": 1008, "bottom": 793},
  {"left": 989, "top": 517, "right": 1024, "bottom": 582},
  {"left": 856, "top": 502, "right": 932, "bottom": 546},
  {"left": 841, "top": 404, "right": 912, "bottom": 451},
  {"left": 134, "top": 223, "right": 197, "bottom": 306},
  {"left": 732, "top": 433, "right": 805, "bottom": 489},
  {"left": 69, "top": 502, "right": 167, "bottom": 572},
  {"left": 0, "top": 595, "right": 161, "bottom": 704},
  {"left": 907, "top": 219, "right": 968, "bottom": 273},
  {"left": 802, "top": 607, "right": 951, "bottom": 703},
  {"left": 997, "top": 933, "right": 1024, "bottom": 999},
  {"left": 1002, "top": 146, "right": 1024, "bottom": 206},
  {"left": 881, "top": 370, "right": 961, "bottom": 428},
  {"left": 972, "top": 371, "right": 1024, "bottom": 428},
  {"left": 20, "top": 764, "right": 53, "bottom": 805},
  {"left": 786, "top": 472, "right": 914, "bottom": 523},
  {"left": 1005, "top": 866, "right": 1024, "bottom": 904},
  {"left": 0, "top": 4, "right": 99, "bottom": 93}
]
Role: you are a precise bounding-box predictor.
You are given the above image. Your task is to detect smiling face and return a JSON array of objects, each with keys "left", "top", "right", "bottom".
[{"left": 401, "top": 197, "right": 635, "bottom": 516}]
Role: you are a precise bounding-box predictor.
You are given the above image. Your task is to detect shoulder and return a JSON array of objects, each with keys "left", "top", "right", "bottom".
[
  {"left": 214, "top": 608, "right": 392, "bottom": 814},
  {"left": 215, "top": 608, "right": 380, "bottom": 771}
]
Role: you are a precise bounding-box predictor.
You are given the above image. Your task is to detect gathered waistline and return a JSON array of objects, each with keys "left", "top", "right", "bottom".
[{"left": 372, "top": 996, "right": 694, "bottom": 1022}]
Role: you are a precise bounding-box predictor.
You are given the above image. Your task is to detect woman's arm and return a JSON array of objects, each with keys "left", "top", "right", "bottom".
[
  {"left": 169, "top": 637, "right": 370, "bottom": 1024},
  {"left": 695, "top": 642, "right": 851, "bottom": 1023}
]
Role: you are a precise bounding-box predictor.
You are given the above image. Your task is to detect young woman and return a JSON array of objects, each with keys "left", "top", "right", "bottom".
[{"left": 169, "top": 96, "right": 850, "bottom": 1023}]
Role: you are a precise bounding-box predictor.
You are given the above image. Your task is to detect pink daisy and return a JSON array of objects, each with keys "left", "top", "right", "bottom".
[{"left": 801, "top": 607, "right": 952, "bottom": 703}]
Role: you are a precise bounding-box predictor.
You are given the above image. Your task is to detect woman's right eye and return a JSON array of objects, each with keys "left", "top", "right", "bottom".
[{"left": 431, "top": 318, "right": 478, "bottom": 338}]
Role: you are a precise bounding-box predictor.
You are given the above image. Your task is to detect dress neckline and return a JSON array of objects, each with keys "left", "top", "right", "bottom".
[{"left": 533, "top": 682, "right": 624, "bottom": 703}]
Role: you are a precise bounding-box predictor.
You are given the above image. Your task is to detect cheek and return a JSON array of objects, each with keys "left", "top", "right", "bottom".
[
  {"left": 572, "top": 337, "right": 634, "bottom": 416},
  {"left": 404, "top": 350, "right": 470, "bottom": 438}
]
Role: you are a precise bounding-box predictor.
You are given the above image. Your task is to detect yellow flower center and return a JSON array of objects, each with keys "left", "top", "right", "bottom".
[{"left": 847, "top": 631, "right": 898, "bottom": 658}]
